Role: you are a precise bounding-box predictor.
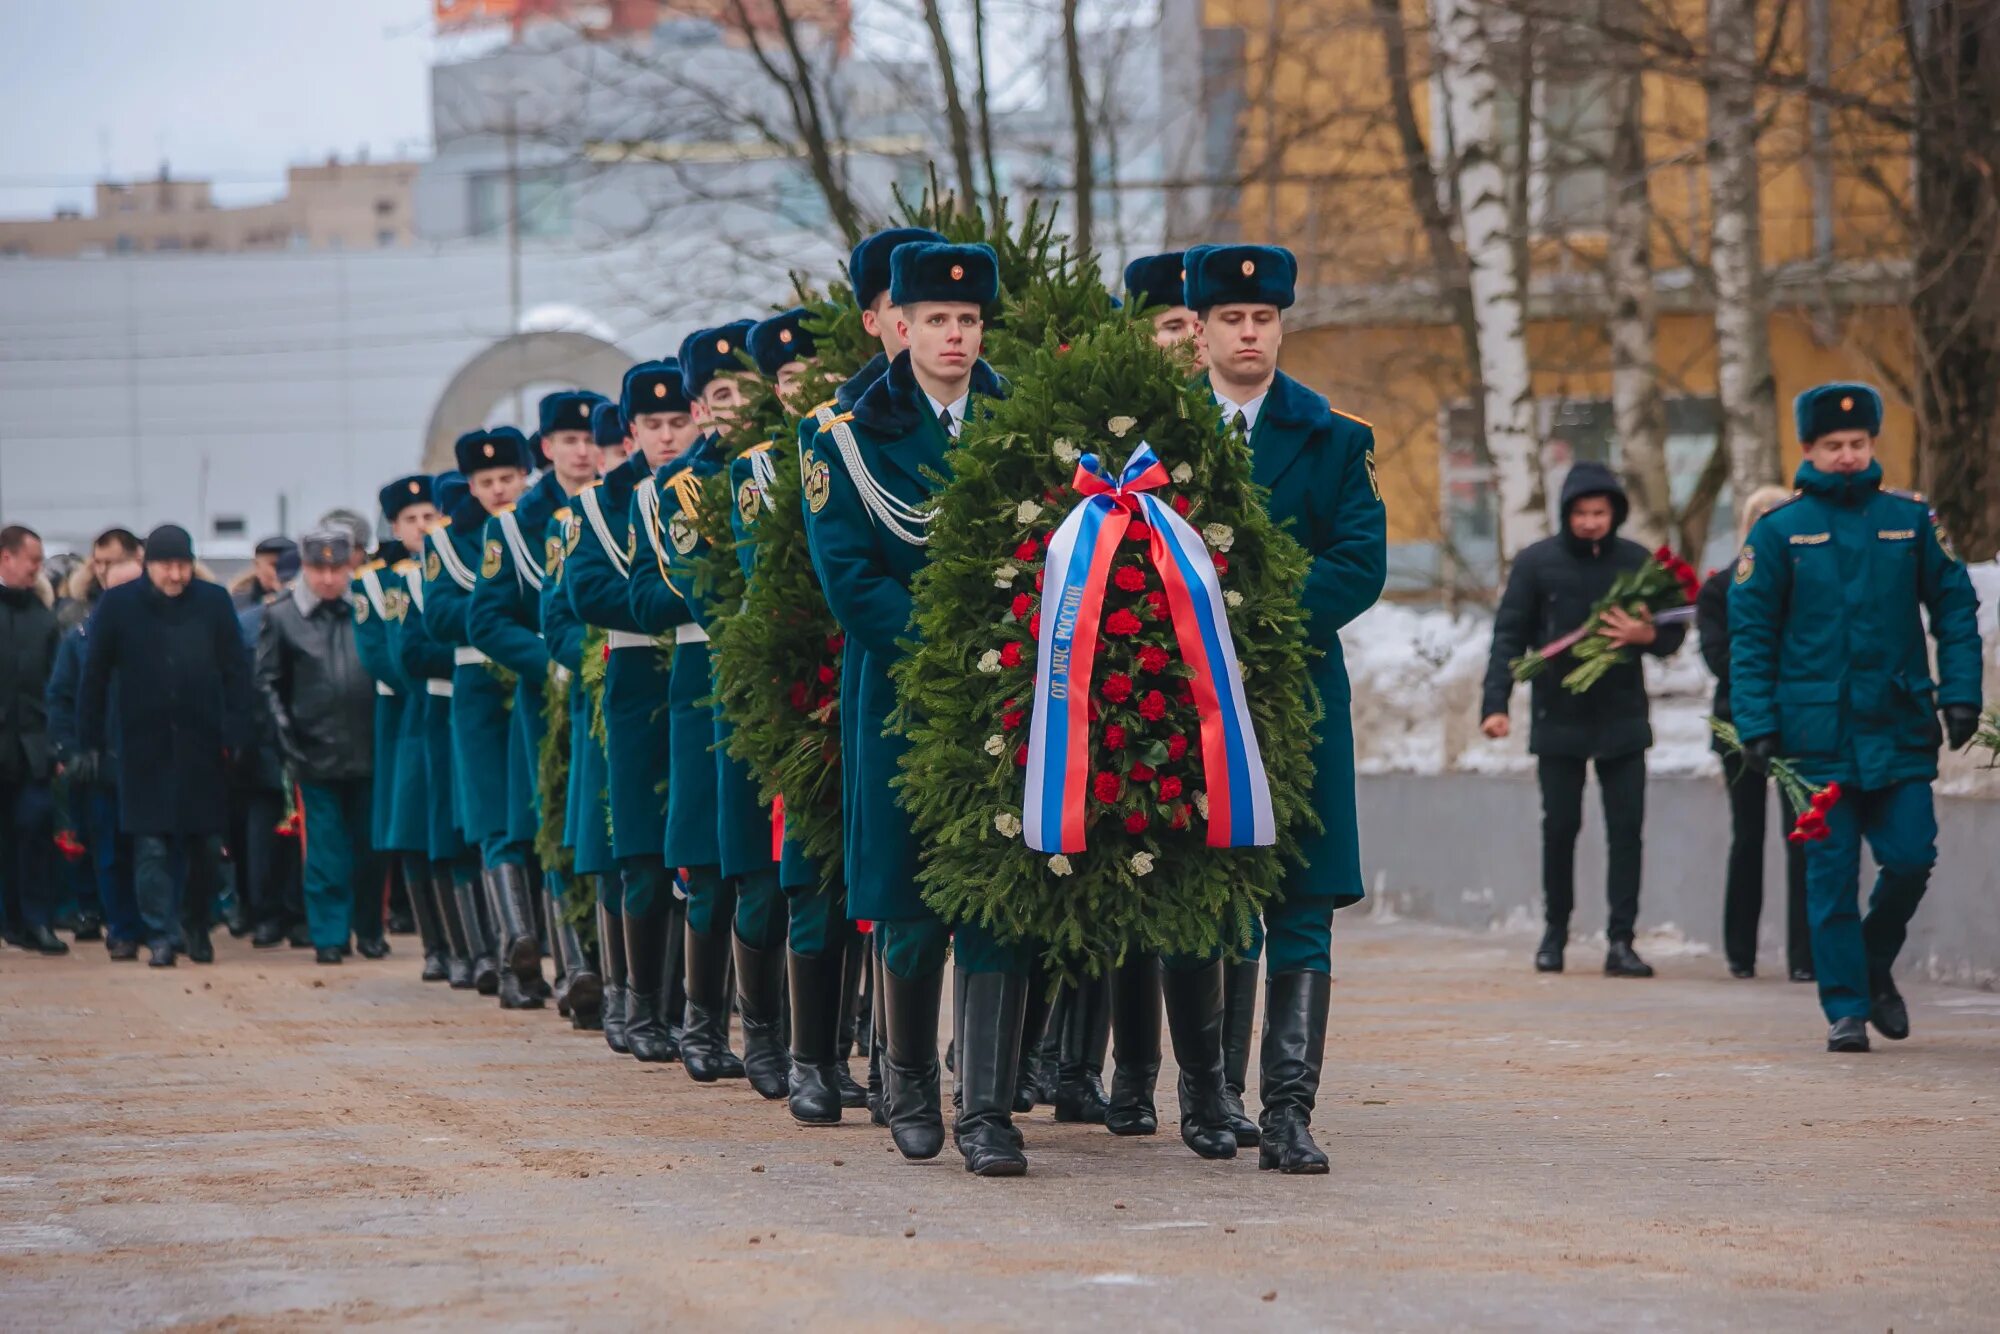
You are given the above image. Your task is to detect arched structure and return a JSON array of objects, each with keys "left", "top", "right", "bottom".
[{"left": 422, "top": 331, "right": 632, "bottom": 472}]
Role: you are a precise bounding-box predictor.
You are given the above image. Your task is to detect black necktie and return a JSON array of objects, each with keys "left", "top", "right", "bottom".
[
  {"left": 1231, "top": 409, "right": 1249, "bottom": 439},
  {"left": 938, "top": 407, "right": 954, "bottom": 438}
]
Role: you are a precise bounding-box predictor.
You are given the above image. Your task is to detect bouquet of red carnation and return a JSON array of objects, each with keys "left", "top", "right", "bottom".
[
  {"left": 1708, "top": 720, "right": 1840, "bottom": 842},
  {"left": 1511, "top": 545, "right": 1701, "bottom": 694}
]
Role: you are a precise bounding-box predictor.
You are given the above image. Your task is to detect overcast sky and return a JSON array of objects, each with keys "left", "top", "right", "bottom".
[{"left": 0, "top": 0, "right": 439, "bottom": 218}]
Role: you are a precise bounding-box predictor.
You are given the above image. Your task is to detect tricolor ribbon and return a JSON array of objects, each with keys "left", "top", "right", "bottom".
[{"left": 1023, "top": 441, "right": 1275, "bottom": 854}]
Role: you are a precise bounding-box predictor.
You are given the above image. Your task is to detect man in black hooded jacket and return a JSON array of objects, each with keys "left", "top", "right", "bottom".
[{"left": 1480, "top": 461, "right": 1686, "bottom": 977}]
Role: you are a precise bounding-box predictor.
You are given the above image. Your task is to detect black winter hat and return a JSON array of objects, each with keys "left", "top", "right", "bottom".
[{"left": 144, "top": 524, "right": 195, "bottom": 564}]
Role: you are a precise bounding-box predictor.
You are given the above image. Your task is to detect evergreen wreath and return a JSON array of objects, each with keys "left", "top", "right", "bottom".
[{"left": 893, "top": 260, "right": 1319, "bottom": 971}]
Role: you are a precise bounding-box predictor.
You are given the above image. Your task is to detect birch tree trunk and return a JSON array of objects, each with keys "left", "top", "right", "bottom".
[
  {"left": 1706, "top": 0, "right": 1780, "bottom": 506},
  {"left": 1605, "top": 53, "right": 1672, "bottom": 548},
  {"left": 1436, "top": 0, "right": 1545, "bottom": 561}
]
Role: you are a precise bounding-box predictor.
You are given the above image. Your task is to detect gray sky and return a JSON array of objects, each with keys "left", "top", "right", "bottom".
[{"left": 0, "top": 0, "right": 439, "bottom": 218}]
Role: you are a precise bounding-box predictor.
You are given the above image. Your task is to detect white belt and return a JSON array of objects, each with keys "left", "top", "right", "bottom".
[
  {"left": 606, "top": 630, "right": 656, "bottom": 651},
  {"left": 376, "top": 681, "right": 395, "bottom": 697},
  {"left": 552, "top": 665, "right": 573, "bottom": 686},
  {"left": 675, "top": 623, "right": 709, "bottom": 644},
  {"left": 454, "top": 646, "right": 488, "bottom": 666},
  {"left": 426, "top": 680, "right": 454, "bottom": 697}
]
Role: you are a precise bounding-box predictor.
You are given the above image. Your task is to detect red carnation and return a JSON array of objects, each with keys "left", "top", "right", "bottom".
[
  {"left": 1001, "top": 708, "right": 1024, "bottom": 731},
  {"left": 816, "top": 695, "right": 834, "bottom": 712},
  {"left": 1126, "top": 521, "right": 1153, "bottom": 544},
  {"left": 999, "top": 641, "right": 1023, "bottom": 668},
  {"left": 1105, "top": 608, "right": 1143, "bottom": 637},
  {"left": 1103, "top": 723, "right": 1127, "bottom": 750},
  {"left": 1212, "top": 552, "right": 1229, "bottom": 575},
  {"left": 1817, "top": 782, "right": 1843, "bottom": 808},
  {"left": 826, "top": 633, "right": 844, "bottom": 653},
  {"left": 602, "top": 641, "right": 612, "bottom": 663},
  {"left": 1138, "top": 690, "right": 1168, "bottom": 722},
  {"left": 1158, "top": 775, "right": 1184, "bottom": 800},
  {"left": 1011, "top": 592, "right": 1032, "bottom": 619},
  {"left": 1144, "top": 590, "right": 1169, "bottom": 620},
  {"left": 1167, "top": 733, "right": 1190, "bottom": 761},
  {"left": 1137, "top": 644, "right": 1170, "bottom": 674},
  {"left": 1172, "top": 493, "right": 1190, "bottom": 516},
  {"left": 816, "top": 664, "right": 836, "bottom": 684},
  {"left": 1015, "top": 539, "right": 1039, "bottom": 561},
  {"left": 1092, "top": 772, "right": 1122, "bottom": 803},
  {"left": 1653, "top": 545, "right": 1674, "bottom": 565},
  {"left": 1014, "top": 743, "right": 1028, "bottom": 767},
  {"left": 787, "top": 681, "right": 811, "bottom": 711},
  {"left": 1034, "top": 571, "right": 1044, "bottom": 592},
  {"left": 1101, "top": 673, "right": 1133, "bottom": 703},
  {"left": 1129, "top": 763, "right": 1157, "bottom": 783},
  {"left": 1028, "top": 612, "right": 1041, "bottom": 638},
  {"left": 1124, "top": 810, "right": 1149, "bottom": 834},
  {"left": 1114, "top": 565, "right": 1147, "bottom": 593}
]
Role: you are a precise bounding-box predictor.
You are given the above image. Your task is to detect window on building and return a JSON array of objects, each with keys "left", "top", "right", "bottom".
[
  {"left": 212, "top": 516, "right": 247, "bottom": 538},
  {"left": 375, "top": 197, "right": 396, "bottom": 216},
  {"left": 470, "top": 171, "right": 571, "bottom": 240}
]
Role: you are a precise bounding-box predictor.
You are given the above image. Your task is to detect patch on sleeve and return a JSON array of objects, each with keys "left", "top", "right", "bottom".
[
  {"left": 803, "top": 448, "right": 832, "bottom": 515},
  {"left": 481, "top": 539, "right": 504, "bottom": 579},
  {"left": 737, "top": 477, "right": 762, "bottom": 528},
  {"left": 1734, "top": 544, "right": 1756, "bottom": 585},
  {"left": 385, "top": 588, "right": 407, "bottom": 621},
  {"left": 351, "top": 592, "right": 371, "bottom": 623},
  {"left": 668, "top": 513, "right": 699, "bottom": 556},
  {"left": 1363, "top": 449, "right": 1382, "bottom": 503},
  {"left": 545, "top": 533, "right": 565, "bottom": 577},
  {"left": 1934, "top": 514, "right": 1958, "bottom": 561}
]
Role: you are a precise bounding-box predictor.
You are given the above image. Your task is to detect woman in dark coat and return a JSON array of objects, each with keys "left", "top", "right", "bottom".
[
  {"left": 1697, "top": 485, "right": 1812, "bottom": 982},
  {"left": 77, "top": 525, "right": 253, "bottom": 966}
]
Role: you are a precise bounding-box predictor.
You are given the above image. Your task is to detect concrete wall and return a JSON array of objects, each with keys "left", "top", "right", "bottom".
[{"left": 1356, "top": 771, "right": 2000, "bottom": 989}]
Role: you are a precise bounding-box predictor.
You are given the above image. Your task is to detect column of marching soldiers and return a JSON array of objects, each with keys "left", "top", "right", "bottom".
[{"left": 360, "top": 230, "right": 1377, "bottom": 1178}]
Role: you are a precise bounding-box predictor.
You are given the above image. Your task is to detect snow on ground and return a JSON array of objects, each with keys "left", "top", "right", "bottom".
[{"left": 1342, "top": 558, "right": 2000, "bottom": 792}]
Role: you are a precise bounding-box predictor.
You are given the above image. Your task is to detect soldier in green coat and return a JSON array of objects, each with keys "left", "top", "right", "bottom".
[
  {"left": 803, "top": 241, "right": 1037, "bottom": 1176},
  {"left": 1729, "top": 382, "right": 1982, "bottom": 1053}
]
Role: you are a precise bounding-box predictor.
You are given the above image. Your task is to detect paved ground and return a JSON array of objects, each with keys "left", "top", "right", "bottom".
[{"left": 3, "top": 920, "right": 1998, "bottom": 1332}]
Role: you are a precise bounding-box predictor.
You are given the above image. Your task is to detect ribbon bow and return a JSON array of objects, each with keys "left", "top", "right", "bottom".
[{"left": 1023, "top": 441, "right": 1274, "bottom": 854}]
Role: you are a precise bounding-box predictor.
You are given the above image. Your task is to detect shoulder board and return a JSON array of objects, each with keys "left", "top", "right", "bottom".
[
  {"left": 361, "top": 558, "right": 386, "bottom": 573},
  {"left": 1759, "top": 492, "right": 1807, "bottom": 518},
  {"left": 392, "top": 559, "right": 418, "bottom": 575},
  {"left": 436, "top": 515, "right": 452, "bottom": 530},
  {"left": 1886, "top": 488, "right": 1926, "bottom": 504},
  {"left": 493, "top": 503, "right": 516, "bottom": 516},
  {"left": 815, "top": 411, "right": 856, "bottom": 435},
  {"left": 1329, "top": 407, "right": 1373, "bottom": 429},
  {"left": 743, "top": 440, "right": 775, "bottom": 457},
  {"left": 809, "top": 396, "right": 839, "bottom": 415},
  {"left": 553, "top": 506, "right": 573, "bottom": 522}
]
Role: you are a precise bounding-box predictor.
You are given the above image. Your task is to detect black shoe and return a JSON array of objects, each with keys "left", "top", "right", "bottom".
[
  {"left": 1219, "top": 957, "right": 1261, "bottom": 1147},
  {"left": 1869, "top": 980, "right": 1910, "bottom": 1041},
  {"left": 252, "top": 921, "right": 287, "bottom": 949},
  {"left": 356, "top": 936, "right": 391, "bottom": 961},
  {"left": 1790, "top": 966, "right": 1816, "bottom": 984},
  {"left": 835, "top": 1062, "right": 867, "bottom": 1109},
  {"left": 71, "top": 912, "right": 104, "bottom": 943},
  {"left": 735, "top": 933, "right": 790, "bottom": 1100},
  {"left": 1827, "top": 1016, "right": 1870, "bottom": 1052},
  {"left": 497, "top": 969, "right": 544, "bottom": 1010},
  {"left": 1534, "top": 926, "right": 1565, "bottom": 973},
  {"left": 597, "top": 900, "right": 630, "bottom": 1054},
  {"left": 387, "top": 910, "right": 417, "bottom": 937},
  {"left": 955, "top": 968, "right": 1030, "bottom": 1177},
  {"left": 553, "top": 903, "right": 601, "bottom": 1030},
  {"left": 184, "top": 931, "right": 214, "bottom": 964},
  {"left": 1160, "top": 962, "right": 1238, "bottom": 1160},
  {"left": 148, "top": 944, "right": 176, "bottom": 967},
  {"left": 1257, "top": 970, "right": 1330, "bottom": 1175},
  {"left": 288, "top": 923, "right": 313, "bottom": 949},
  {"left": 1728, "top": 961, "right": 1755, "bottom": 979},
  {"left": 107, "top": 937, "right": 139, "bottom": 962},
  {"left": 1604, "top": 941, "right": 1654, "bottom": 978},
  {"left": 881, "top": 962, "right": 947, "bottom": 1161},
  {"left": 786, "top": 947, "right": 846, "bottom": 1125},
  {"left": 22, "top": 924, "right": 69, "bottom": 955},
  {"left": 681, "top": 920, "right": 745, "bottom": 1082},
  {"left": 1105, "top": 952, "right": 1161, "bottom": 1137},
  {"left": 226, "top": 909, "right": 252, "bottom": 939},
  {"left": 1051, "top": 972, "right": 1112, "bottom": 1125},
  {"left": 315, "top": 946, "right": 343, "bottom": 965},
  {"left": 420, "top": 953, "right": 449, "bottom": 982}
]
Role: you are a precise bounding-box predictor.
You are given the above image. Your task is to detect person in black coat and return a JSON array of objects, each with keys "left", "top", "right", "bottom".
[
  {"left": 76, "top": 525, "right": 253, "bottom": 967},
  {"left": 1697, "top": 484, "right": 1813, "bottom": 982},
  {"left": 0, "top": 525, "right": 63, "bottom": 955},
  {"left": 1480, "top": 462, "right": 1687, "bottom": 977}
]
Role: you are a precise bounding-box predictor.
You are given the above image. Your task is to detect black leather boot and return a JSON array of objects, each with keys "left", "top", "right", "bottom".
[
  {"left": 529, "top": 873, "right": 556, "bottom": 1001},
  {"left": 682, "top": 918, "right": 746, "bottom": 1081},
  {"left": 735, "top": 932, "right": 790, "bottom": 1099},
  {"left": 490, "top": 864, "right": 543, "bottom": 993},
  {"left": 881, "top": 961, "right": 946, "bottom": 1160},
  {"left": 598, "top": 899, "right": 630, "bottom": 1054},
  {"left": 866, "top": 944, "right": 888, "bottom": 1126},
  {"left": 459, "top": 872, "right": 499, "bottom": 995},
  {"left": 431, "top": 862, "right": 474, "bottom": 989},
  {"left": 1161, "top": 962, "right": 1238, "bottom": 1160},
  {"left": 833, "top": 923, "right": 869, "bottom": 1108},
  {"left": 955, "top": 968, "right": 1030, "bottom": 1177},
  {"left": 1535, "top": 924, "right": 1566, "bottom": 973},
  {"left": 406, "top": 860, "right": 450, "bottom": 983},
  {"left": 555, "top": 892, "right": 602, "bottom": 1030},
  {"left": 1013, "top": 968, "right": 1055, "bottom": 1113},
  {"left": 182, "top": 895, "right": 214, "bottom": 964},
  {"left": 1258, "top": 970, "right": 1331, "bottom": 1174},
  {"left": 1219, "top": 957, "right": 1261, "bottom": 1146},
  {"left": 1052, "top": 972, "right": 1111, "bottom": 1123},
  {"left": 623, "top": 898, "right": 682, "bottom": 1062},
  {"left": 1604, "top": 940, "right": 1655, "bottom": 978},
  {"left": 1105, "top": 952, "right": 1162, "bottom": 1136},
  {"left": 786, "top": 947, "right": 846, "bottom": 1124}
]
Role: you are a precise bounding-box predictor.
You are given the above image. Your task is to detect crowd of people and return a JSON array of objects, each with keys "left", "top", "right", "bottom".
[{"left": 0, "top": 222, "right": 1982, "bottom": 1179}]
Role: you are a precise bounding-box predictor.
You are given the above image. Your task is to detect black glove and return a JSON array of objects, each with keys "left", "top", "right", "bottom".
[
  {"left": 1944, "top": 704, "right": 1981, "bottom": 752},
  {"left": 1741, "top": 735, "right": 1778, "bottom": 777},
  {"left": 67, "top": 749, "right": 100, "bottom": 787}
]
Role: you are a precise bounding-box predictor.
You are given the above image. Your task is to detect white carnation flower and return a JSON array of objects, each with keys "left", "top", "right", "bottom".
[
  {"left": 984, "top": 734, "right": 1006, "bottom": 756},
  {"left": 977, "top": 649, "right": 1003, "bottom": 674},
  {"left": 1048, "top": 854, "right": 1074, "bottom": 876},
  {"left": 1193, "top": 790, "right": 1211, "bottom": 819},
  {"left": 1130, "top": 851, "right": 1156, "bottom": 876},
  {"left": 1170, "top": 462, "right": 1193, "bottom": 485},
  {"left": 1016, "top": 500, "right": 1044, "bottom": 525},
  {"left": 1202, "top": 522, "right": 1235, "bottom": 552},
  {"left": 1053, "top": 438, "right": 1081, "bottom": 464},
  {"left": 1107, "top": 415, "right": 1138, "bottom": 438},
  {"left": 1224, "top": 589, "right": 1244, "bottom": 609},
  {"left": 993, "top": 563, "right": 1018, "bottom": 588},
  {"left": 994, "top": 811, "right": 1022, "bottom": 839}
]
